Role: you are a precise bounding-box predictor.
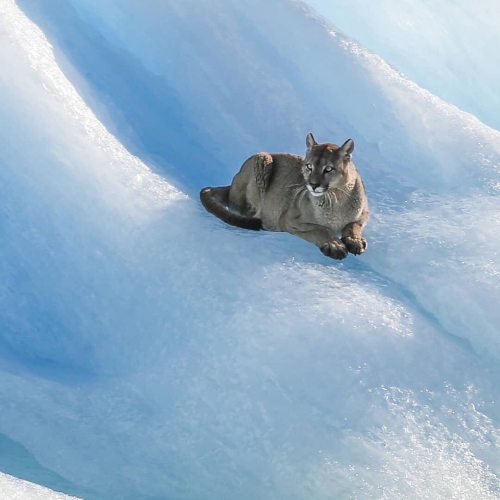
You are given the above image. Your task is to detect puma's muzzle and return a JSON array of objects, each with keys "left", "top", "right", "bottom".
[{"left": 306, "top": 184, "right": 326, "bottom": 196}]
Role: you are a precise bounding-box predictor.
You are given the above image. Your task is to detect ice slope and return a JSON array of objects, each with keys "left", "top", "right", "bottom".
[
  {"left": 304, "top": 0, "right": 500, "bottom": 130},
  {"left": 19, "top": 0, "right": 500, "bottom": 362},
  {"left": 0, "top": 473, "right": 78, "bottom": 500},
  {"left": 0, "top": 0, "right": 498, "bottom": 499}
]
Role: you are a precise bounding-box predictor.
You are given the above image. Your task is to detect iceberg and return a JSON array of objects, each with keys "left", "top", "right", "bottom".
[{"left": 0, "top": 0, "right": 498, "bottom": 498}]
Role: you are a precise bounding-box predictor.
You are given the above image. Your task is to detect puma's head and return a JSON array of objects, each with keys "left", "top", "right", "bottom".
[{"left": 302, "top": 133, "right": 354, "bottom": 197}]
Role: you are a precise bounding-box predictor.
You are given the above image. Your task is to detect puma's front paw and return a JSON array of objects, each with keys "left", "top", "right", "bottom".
[
  {"left": 342, "top": 235, "right": 367, "bottom": 255},
  {"left": 320, "top": 240, "right": 348, "bottom": 260}
]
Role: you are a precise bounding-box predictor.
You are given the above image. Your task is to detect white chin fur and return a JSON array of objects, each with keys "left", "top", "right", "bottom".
[{"left": 307, "top": 186, "right": 324, "bottom": 197}]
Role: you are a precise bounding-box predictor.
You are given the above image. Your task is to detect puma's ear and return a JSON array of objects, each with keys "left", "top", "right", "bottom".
[
  {"left": 340, "top": 138, "right": 354, "bottom": 160},
  {"left": 306, "top": 132, "right": 317, "bottom": 150}
]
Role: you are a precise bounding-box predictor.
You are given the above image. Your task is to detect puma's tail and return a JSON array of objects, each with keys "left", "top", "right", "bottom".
[{"left": 200, "top": 186, "right": 262, "bottom": 230}]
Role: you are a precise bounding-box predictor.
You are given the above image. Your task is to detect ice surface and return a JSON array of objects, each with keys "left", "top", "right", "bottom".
[
  {"left": 0, "top": 0, "right": 499, "bottom": 498},
  {"left": 304, "top": 0, "right": 500, "bottom": 130},
  {"left": 19, "top": 0, "right": 500, "bottom": 361},
  {"left": 0, "top": 473, "right": 78, "bottom": 499}
]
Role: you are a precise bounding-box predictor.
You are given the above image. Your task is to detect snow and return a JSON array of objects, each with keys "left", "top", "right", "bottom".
[
  {"left": 0, "top": 0, "right": 498, "bottom": 498},
  {"left": 0, "top": 473, "right": 78, "bottom": 500}
]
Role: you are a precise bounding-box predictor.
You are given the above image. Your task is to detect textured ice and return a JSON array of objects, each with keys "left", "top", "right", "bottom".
[
  {"left": 0, "top": 0, "right": 499, "bottom": 499},
  {"left": 0, "top": 473, "right": 78, "bottom": 499},
  {"left": 304, "top": 0, "right": 500, "bottom": 130}
]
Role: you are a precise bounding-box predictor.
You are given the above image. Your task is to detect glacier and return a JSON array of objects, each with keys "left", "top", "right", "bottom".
[{"left": 0, "top": 0, "right": 499, "bottom": 499}]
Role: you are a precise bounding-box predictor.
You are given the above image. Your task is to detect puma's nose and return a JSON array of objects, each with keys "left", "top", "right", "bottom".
[{"left": 310, "top": 183, "right": 320, "bottom": 190}]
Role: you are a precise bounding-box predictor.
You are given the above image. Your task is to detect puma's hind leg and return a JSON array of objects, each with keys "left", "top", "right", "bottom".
[{"left": 228, "top": 152, "right": 273, "bottom": 218}]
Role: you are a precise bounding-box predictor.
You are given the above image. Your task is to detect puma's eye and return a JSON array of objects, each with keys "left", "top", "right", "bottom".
[
  {"left": 324, "top": 165, "right": 335, "bottom": 173},
  {"left": 305, "top": 163, "right": 313, "bottom": 171}
]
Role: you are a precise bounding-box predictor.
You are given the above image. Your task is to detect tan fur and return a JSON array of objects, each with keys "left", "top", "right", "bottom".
[{"left": 200, "top": 134, "right": 369, "bottom": 259}]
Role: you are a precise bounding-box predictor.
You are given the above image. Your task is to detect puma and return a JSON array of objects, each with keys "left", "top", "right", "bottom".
[{"left": 200, "top": 133, "right": 369, "bottom": 259}]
